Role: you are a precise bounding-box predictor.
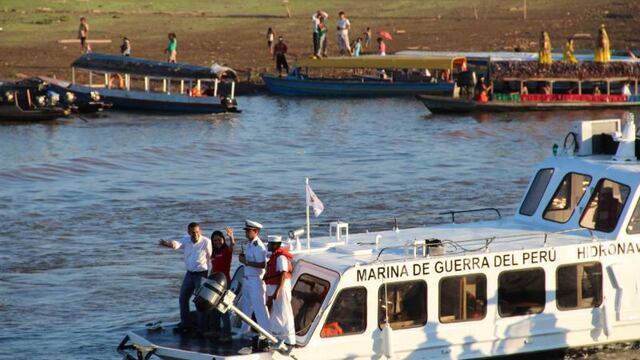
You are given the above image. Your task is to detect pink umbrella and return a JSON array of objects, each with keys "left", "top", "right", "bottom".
[{"left": 378, "top": 31, "right": 393, "bottom": 41}]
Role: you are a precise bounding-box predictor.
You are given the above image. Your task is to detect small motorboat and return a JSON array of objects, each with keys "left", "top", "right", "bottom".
[{"left": 0, "top": 84, "right": 70, "bottom": 121}]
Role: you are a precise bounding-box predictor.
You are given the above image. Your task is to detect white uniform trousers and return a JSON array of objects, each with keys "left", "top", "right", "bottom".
[
  {"left": 267, "top": 279, "right": 296, "bottom": 345},
  {"left": 239, "top": 276, "right": 270, "bottom": 333}
]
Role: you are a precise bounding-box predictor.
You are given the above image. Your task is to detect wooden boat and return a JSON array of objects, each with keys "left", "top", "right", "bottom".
[
  {"left": 9, "top": 77, "right": 112, "bottom": 114},
  {"left": 0, "top": 85, "right": 70, "bottom": 121},
  {"left": 418, "top": 94, "right": 640, "bottom": 113},
  {"left": 64, "top": 53, "right": 239, "bottom": 114},
  {"left": 119, "top": 115, "right": 640, "bottom": 360},
  {"left": 262, "top": 55, "right": 467, "bottom": 97}
]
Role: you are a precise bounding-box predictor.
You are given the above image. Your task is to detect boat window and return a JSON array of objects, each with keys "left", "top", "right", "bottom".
[
  {"left": 556, "top": 262, "right": 602, "bottom": 310},
  {"left": 320, "top": 287, "right": 367, "bottom": 338},
  {"left": 291, "top": 273, "right": 331, "bottom": 336},
  {"left": 543, "top": 172, "right": 592, "bottom": 223},
  {"left": 580, "top": 179, "right": 630, "bottom": 233},
  {"left": 626, "top": 197, "right": 640, "bottom": 234},
  {"left": 439, "top": 274, "right": 487, "bottom": 323},
  {"left": 519, "top": 168, "right": 554, "bottom": 216},
  {"left": 498, "top": 268, "right": 545, "bottom": 317},
  {"left": 378, "top": 280, "right": 427, "bottom": 330}
]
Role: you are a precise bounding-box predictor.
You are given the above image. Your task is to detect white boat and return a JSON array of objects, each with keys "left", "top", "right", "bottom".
[{"left": 119, "top": 114, "right": 640, "bottom": 359}]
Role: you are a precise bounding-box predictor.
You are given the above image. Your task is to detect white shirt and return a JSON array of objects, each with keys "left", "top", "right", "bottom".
[
  {"left": 622, "top": 84, "right": 632, "bottom": 97},
  {"left": 244, "top": 236, "right": 267, "bottom": 278},
  {"left": 170, "top": 235, "right": 212, "bottom": 272},
  {"left": 336, "top": 18, "right": 350, "bottom": 35},
  {"left": 312, "top": 14, "right": 320, "bottom": 32}
]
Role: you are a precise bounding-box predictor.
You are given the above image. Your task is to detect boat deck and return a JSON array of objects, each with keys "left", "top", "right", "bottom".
[{"left": 131, "top": 325, "right": 260, "bottom": 357}]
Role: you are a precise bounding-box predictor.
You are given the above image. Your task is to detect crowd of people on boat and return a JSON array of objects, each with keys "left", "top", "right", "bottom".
[{"left": 159, "top": 220, "right": 296, "bottom": 346}]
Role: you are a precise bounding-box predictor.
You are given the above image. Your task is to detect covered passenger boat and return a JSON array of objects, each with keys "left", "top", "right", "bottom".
[
  {"left": 262, "top": 55, "right": 467, "bottom": 97},
  {"left": 419, "top": 60, "right": 640, "bottom": 113},
  {"left": 119, "top": 115, "right": 640, "bottom": 359},
  {"left": 57, "top": 53, "right": 239, "bottom": 113}
]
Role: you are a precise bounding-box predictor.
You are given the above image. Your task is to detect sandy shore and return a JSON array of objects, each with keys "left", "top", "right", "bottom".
[{"left": 1, "top": 0, "right": 639, "bottom": 94}]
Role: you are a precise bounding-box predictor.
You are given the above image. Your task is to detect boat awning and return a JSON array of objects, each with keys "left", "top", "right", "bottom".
[
  {"left": 70, "top": 53, "right": 237, "bottom": 80},
  {"left": 294, "top": 55, "right": 466, "bottom": 70}
]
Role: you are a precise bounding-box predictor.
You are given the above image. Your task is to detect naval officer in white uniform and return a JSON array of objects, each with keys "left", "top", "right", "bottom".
[{"left": 237, "top": 220, "right": 270, "bottom": 334}]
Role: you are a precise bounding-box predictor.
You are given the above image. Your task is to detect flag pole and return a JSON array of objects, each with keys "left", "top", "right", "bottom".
[{"left": 305, "top": 177, "right": 311, "bottom": 249}]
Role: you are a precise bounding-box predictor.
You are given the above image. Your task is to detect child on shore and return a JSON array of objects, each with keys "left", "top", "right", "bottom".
[
  {"left": 352, "top": 37, "right": 362, "bottom": 57},
  {"left": 267, "top": 28, "right": 275, "bottom": 54},
  {"left": 363, "top": 27, "right": 371, "bottom": 48},
  {"left": 377, "top": 37, "right": 386, "bottom": 56},
  {"left": 165, "top": 33, "right": 177, "bottom": 63},
  {"left": 78, "top": 17, "right": 90, "bottom": 53},
  {"left": 120, "top": 37, "right": 131, "bottom": 56}
]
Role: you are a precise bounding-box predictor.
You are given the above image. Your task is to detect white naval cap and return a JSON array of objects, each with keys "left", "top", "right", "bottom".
[
  {"left": 243, "top": 219, "right": 263, "bottom": 230},
  {"left": 267, "top": 235, "right": 283, "bottom": 243}
]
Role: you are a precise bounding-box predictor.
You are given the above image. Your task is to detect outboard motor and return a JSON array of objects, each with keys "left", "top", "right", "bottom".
[
  {"left": 193, "top": 272, "right": 227, "bottom": 312},
  {"left": 193, "top": 272, "right": 291, "bottom": 354},
  {"left": 221, "top": 96, "right": 238, "bottom": 112}
]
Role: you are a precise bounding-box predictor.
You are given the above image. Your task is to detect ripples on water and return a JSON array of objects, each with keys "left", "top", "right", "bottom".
[{"left": 0, "top": 97, "right": 637, "bottom": 359}]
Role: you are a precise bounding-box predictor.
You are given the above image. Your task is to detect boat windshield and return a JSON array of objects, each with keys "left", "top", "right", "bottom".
[
  {"left": 520, "top": 168, "right": 554, "bottom": 216},
  {"left": 291, "top": 273, "right": 331, "bottom": 336},
  {"left": 543, "top": 172, "right": 591, "bottom": 223},
  {"left": 580, "top": 179, "right": 630, "bottom": 232}
]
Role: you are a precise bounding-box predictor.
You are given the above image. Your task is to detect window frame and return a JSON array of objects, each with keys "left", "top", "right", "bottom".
[
  {"left": 519, "top": 168, "right": 555, "bottom": 216},
  {"left": 291, "top": 273, "right": 332, "bottom": 336},
  {"left": 626, "top": 193, "right": 640, "bottom": 234},
  {"left": 377, "top": 279, "right": 428, "bottom": 331},
  {"left": 543, "top": 172, "right": 592, "bottom": 224},
  {"left": 579, "top": 178, "right": 631, "bottom": 233},
  {"left": 556, "top": 261, "right": 603, "bottom": 311},
  {"left": 497, "top": 267, "right": 546, "bottom": 318},
  {"left": 320, "top": 286, "right": 368, "bottom": 338},
  {"left": 438, "top": 273, "right": 487, "bottom": 324}
]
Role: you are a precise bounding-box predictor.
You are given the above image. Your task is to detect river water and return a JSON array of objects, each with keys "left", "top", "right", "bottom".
[{"left": 0, "top": 97, "right": 637, "bottom": 359}]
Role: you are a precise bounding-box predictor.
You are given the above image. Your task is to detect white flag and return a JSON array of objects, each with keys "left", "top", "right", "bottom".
[{"left": 306, "top": 183, "right": 324, "bottom": 217}]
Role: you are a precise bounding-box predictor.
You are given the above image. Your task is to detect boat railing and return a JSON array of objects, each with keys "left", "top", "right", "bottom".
[
  {"left": 369, "top": 227, "right": 597, "bottom": 264},
  {"left": 439, "top": 207, "right": 502, "bottom": 223}
]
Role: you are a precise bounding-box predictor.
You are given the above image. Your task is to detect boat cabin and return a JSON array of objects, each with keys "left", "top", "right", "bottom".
[
  {"left": 120, "top": 117, "right": 640, "bottom": 359},
  {"left": 70, "top": 53, "right": 238, "bottom": 98}
]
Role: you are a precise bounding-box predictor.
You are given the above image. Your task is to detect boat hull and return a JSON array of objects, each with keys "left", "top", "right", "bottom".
[
  {"left": 0, "top": 104, "right": 69, "bottom": 121},
  {"left": 263, "top": 74, "right": 454, "bottom": 97},
  {"left": 47, "top": 82, "right": 238, "bottom": 114},
  {"left": 418, "top": 94, "right": 640, "bottom": 113}
]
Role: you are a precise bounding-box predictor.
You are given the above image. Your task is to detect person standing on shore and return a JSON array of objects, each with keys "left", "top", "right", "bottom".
[
  {"left": 363, "top": 27, "right": 372, "bottom": 48},
  {"left": 311, "top": 11, "right": 326, "bottom": 58},
  {"left": 336, "top": 11, "right": 351, "bottom": 56},
  {"left": 165, "top": 32, "right": 177, "bottom": 63},
  {"left": 352, "top": 37, "right": 362, "bottom": 57},
  {"left": 273, "top": 36, "right": 289, "bottom": 77},
  {"left": 237, "top": 220, "right": 270, "bottom": 336},
  {"left": 78, "top": 17, "right": 90, "bottom": 53},
  {"left": 267, "top": 28, "right": 275, "bottom": 54},
  {"left": 159, "top": 222, "right": 212, "bottom": 333},
  {"left": 120, "top": 37, "right": 131, "bottom": 56},
  {"left": 315, "top": 17, "right": 328, "bottom": 59},
  {"left": 377, "top": 37, "right": 386, "bottom": 56}
]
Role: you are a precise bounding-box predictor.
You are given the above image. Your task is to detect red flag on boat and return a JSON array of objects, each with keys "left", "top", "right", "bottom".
[{"left": 378, "top": 31, "right": 393, "bottom": 40}]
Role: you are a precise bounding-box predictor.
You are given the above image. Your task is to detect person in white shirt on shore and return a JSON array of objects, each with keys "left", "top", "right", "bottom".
[
  {"left": 336, "top": 11, "right": 351, "bottom": 56},
  {"left": 159, "top": 222, "right": 212, "bottom": 333}
]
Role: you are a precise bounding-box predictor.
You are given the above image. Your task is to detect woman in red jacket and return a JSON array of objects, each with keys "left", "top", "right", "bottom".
[{"left": 209, "top": 227, "right": 235, "bottom": 341}]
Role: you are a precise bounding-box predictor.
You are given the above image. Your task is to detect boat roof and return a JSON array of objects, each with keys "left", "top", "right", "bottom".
[
  {"left": 397, "top": 50, "right": 640, "bottom": 64},
  {"left": 294, "top": 55, "right": 466, "bottom": 70},
  {"left": 70, "top": 53, "right": 237, "bottom": 80}
]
